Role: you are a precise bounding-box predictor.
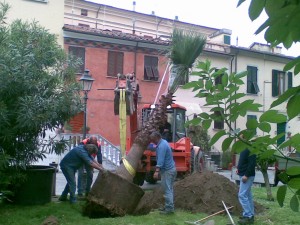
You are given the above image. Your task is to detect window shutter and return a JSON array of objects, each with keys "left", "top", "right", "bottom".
[
  {"left": 69, "top": 46, "right": 85, "bottom": 73},
  {"left": 107, "top": 51, "right": 123, "bottom": 76},
  {"left": 116, "top": 52, "right": 124, "bottom": 75},
  {"left": 144, "top": 56, "right": 159, "bottom": 80},
  {"left": 277, "top": 122, "right": 286, "bottom": 146},
  {"left": 288, "top": 72, "right": 293, "bottom": 88},
  {"left": 224, "top": 35, "right": 231, "bottom": 45},
  {"left": 272, "top": 70, "right": 278, "bottom": 97},
  {"left": 107, "top": 51, "right": 115, "bottom": 76},
  {"left": 247, "top": 66, "right": 252, "bottom": 93}
]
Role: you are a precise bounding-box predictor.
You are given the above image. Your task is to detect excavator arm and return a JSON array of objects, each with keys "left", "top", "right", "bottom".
[{"left": 114, "top": 73, "right": 139, "bottom": 155}]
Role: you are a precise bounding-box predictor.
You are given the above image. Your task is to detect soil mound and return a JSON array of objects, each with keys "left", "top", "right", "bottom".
[{"left": 134, "top": 171, "right": 264, "bottom": 216}]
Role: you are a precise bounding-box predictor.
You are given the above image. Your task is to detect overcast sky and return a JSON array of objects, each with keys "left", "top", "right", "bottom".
[{"left": 89, "top": 0, "right": 300, "bottom": 57}]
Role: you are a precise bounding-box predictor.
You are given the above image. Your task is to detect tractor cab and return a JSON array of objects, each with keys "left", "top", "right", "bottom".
[
  {"left": 132, "top": 103, "right": 192, "bottom": 185},
  {"left": 141, "top": 103, "right": 189, "bottom": 147}
]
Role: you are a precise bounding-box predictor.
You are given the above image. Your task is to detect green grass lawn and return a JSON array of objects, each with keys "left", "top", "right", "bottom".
[{"left": 0, "top": 186, "right": 299, "bottom": 225}]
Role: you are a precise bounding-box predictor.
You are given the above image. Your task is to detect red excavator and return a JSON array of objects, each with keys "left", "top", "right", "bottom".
[{"left": 113, "top": 73, "right": 203, "bottom": 185}]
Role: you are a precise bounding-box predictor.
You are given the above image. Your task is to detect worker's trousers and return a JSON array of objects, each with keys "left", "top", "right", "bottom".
[
  {"left": 77, "top": 164, "right": 93, "bottom": 195},
  {"left": 60, "top": 166, "right": 77, "bottom": 203},
  {"left": 238, "top": 176, "right": 255, "bottom": 218},
  {"left": 161, "top": 167, "right": 177, "bottom": 212}
]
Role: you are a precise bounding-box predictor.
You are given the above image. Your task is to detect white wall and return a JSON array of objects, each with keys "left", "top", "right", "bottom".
[{"left": 7, "top": 0, "right": 64, "bottom": 46}]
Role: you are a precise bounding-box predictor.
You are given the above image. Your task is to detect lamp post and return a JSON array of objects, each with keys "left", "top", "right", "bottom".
[{"left": 79, "top": 69, "right": 94, "bottom": 139}]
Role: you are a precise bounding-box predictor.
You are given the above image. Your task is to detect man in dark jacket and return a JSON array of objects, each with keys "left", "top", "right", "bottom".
[
  {"left": 77, "top": 136, "right": 102, "bottom": 196},
  {"left": 237, "top": 148, "right": 256, "bottom": 224},
  {"left": 59, "top": 144, "right": 103, "bottom": 204}
]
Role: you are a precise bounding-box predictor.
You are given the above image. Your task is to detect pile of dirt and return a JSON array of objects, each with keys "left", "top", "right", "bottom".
[{"left": 134, "top": 171, "right": 264, "bottom": 216}]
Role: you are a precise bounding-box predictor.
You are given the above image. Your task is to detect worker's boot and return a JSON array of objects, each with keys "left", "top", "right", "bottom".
[
  {"left": 238, "top": 216, "right": 254, "bottom": 224},
  {"left": 58, "top": 195, "right": 68, "bottom": 201}
]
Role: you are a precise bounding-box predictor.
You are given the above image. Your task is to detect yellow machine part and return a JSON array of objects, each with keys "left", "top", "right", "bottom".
[{"left": 119, "top": 89, "right": 127, "bottom": 156}]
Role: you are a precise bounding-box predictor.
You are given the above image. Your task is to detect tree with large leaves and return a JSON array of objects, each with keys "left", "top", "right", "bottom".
[{"left": 238, "top": 0, "right": 300, "bottom": 212}]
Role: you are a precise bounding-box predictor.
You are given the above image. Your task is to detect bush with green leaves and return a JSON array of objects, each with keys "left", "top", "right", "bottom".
[{"left": 0, "top": 2, "right": 82, "bottom": 201}]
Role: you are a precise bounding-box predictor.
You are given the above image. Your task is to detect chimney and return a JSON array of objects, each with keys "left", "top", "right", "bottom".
[
  {"left": 236, "top": 36, "right": 238, "bottom": 46},
  {"left": 151, "top": 11, "right": 155, "bottom": 15},
  {"left": 133, "top": 1, "right": 136, "bottom": 11},
  {"left": 175, "top": 16, "right": 179, "bottom": 20},
  {"left": 132, "top": 18, "right": 136, "bottom": 34}
]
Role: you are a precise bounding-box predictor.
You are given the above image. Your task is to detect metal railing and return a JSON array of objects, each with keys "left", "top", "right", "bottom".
[{"left": 61, "top": 133, "right": 121, "bottom": 168}]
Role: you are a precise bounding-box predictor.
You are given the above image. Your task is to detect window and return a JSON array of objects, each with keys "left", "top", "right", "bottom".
[
  {"left": 214, "top": 110, "right": 224, "bottom": 129},
  {"left": 69, "top": 46, "right": 85, "bottom": 73},
  {"left": 78, "top": 23, "right": 90, "bottom": 28},
  {"left": 144, "top": 56, "right": 159, "bottom": 81},
  {"left": 81, "top": 9, "right": 88, "bottom": 16},
  {"left": 272, "top": 70, "right": 292, "bottom": 97},
  {"left": 247, "top": 115, "right": 257, "bottom": 134},
  {"left": 247, "top": 66, "right": 259, "bottom": 94},
  {"left": 107, "top": 51, "right": 124, "bottom": 77},
  {"left": 277, "top": 122, "right": 286, "bottom": 146},
  {"left": 215, "top": 69, "right": 224, "bottom": 85},
  {"left": 224, "top": 35, "right": 231, "bottom": 45}
]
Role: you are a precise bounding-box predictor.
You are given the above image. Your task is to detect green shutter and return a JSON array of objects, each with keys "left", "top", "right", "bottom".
[
  {"left": 288, "top": 72, "right": 293, "bottom": 88},
  {"left": 272, "top": 70, "right": 278, "bottom": 97},
  {"left": 224, "top": 35, "right": 231, "bottom": 45},
  {"left": 277, "top": 122, "right": 286, "bottom": 146},
  {"left": 247, "top": 66, "right": 252, "bottom": 93}
]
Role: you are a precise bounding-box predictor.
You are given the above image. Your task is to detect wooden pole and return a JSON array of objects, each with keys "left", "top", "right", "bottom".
[{"left": 184, "top": 206, "right": 234, "bottom": 224}]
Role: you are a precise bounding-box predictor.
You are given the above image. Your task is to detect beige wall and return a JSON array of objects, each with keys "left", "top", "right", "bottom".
[
  {"left": 64, "top": 0, "right": 220, "bottom": 41},
  {"left": 7, "top": 0, "right": 64, "bottom": 46}
]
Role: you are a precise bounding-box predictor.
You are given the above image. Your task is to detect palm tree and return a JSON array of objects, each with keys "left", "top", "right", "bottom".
[
  {"left": 168, "top": 28, "right": 206, "bottom": 93},
  {"left": 84, "top": 28, "right": 207, "bottom": 217}
]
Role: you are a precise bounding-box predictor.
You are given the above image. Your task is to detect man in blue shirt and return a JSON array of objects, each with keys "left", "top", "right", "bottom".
[
  {"left": 150, "top": 131, "right": 177, "bottom": 214},
  {"left": 59, "top": 144, "right": 104, "bottom": 204},
  {"left": 237, "top": 148, "right": 256, "bottom": 224}
]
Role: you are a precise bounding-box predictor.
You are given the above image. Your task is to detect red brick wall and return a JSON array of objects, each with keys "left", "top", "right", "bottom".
[{"left": 65, "top": 42, "right": 168, "bottom": 145}]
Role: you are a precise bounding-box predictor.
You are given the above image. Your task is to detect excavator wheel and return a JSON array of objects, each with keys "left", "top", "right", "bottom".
[
  {"left": 191, "top": 146, "right": 205, "bottom": 173},
  {"left": 145, "top": 171, "right": 157, "bottom": 184}
]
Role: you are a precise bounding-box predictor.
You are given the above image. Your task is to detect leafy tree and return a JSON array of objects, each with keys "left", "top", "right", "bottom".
[
  {"left": 0, "top": 2, "right": 82, "bottom": 201},
  {"left": 238, "top": 0, "right": 300, "bottom": 120},
  {"left": 238, "top": 0, "right": 300, "bottom": 211},
  {"left": 184, "top": 58, "right": 300, "bottom": 210}
]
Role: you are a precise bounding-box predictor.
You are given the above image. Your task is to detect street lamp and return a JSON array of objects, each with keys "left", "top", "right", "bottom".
[{"left": 79, "top": 69, "right": 95, "bottom": 139}]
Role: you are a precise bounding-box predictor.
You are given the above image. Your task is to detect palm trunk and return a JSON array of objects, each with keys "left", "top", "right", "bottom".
[
  {"left": 115, "top": 92, "right": 174, "bottom": 180},
  {"left": 84, "top": 93, "right": 174, "bottom": 217}
]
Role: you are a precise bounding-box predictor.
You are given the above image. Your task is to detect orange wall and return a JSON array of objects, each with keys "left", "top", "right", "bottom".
[{"left": 66, "top": 42, "right": 169, "bottom": 145}]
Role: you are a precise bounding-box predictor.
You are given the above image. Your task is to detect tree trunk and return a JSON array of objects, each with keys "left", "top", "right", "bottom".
[
  {"left": 261, "top": 169, "right": 274, "bottom": 201},
  {"left": 84, "top": 93, "right": 174, "bottom": 217}
]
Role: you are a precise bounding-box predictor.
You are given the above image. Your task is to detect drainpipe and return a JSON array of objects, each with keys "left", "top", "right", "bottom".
[
  {"left": 234, "top": 50, "right": 238, "bottom": 134},
  {"left": 134, "top": 41, "right": 138, "bottom": 75},
  {"left": 229, "top": 54, "right": 235, "bottom": 132},
  {"left": 232, "top": 49, "right": 238, "bottom": 166},
  {"left": 95, "top": 5, "right": 102, "bottom": 29},
  {"left": 156, "top": 18, "right": 163, "bottom": 38}
]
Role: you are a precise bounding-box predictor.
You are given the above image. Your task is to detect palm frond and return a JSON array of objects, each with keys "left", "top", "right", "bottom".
[{"left": 167, "top": 28, "right": 206, "bottom": 93}]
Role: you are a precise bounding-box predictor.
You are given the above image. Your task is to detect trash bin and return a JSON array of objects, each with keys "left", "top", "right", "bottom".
[
  {"left": 49, "top": 162, "right": 58, "bottom": 196},
  {"left": 14, "top": 165, "right": 55, "bottom": 205}
]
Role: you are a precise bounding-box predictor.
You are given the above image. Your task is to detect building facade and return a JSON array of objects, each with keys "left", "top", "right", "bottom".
[
  {"left": 8, "top": 0, "right": 64, "bottom": 46},
  {"left": 7, "top": 1, "right": 298, "bottom": 162},
  {"left": 63, "top": 0, "right": 234, "bottom": 146}
]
